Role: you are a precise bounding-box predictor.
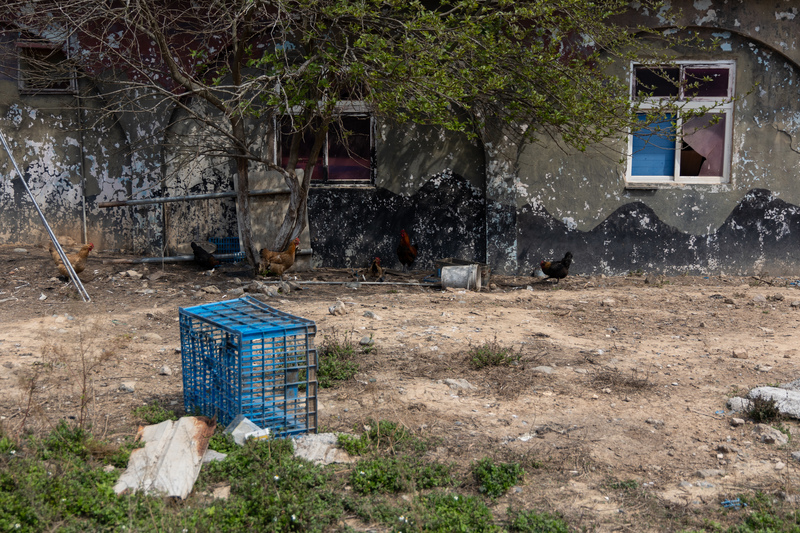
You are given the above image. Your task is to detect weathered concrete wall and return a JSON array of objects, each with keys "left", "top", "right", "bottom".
[
  {"left": 308, "top": 121, "right": 486, "bottom": 271},
  {"left": 516, "top": 11, "right": 800, "bottom": 276},
  {"left": 0, "top": 54, "right": 136, "bottom": 251}
]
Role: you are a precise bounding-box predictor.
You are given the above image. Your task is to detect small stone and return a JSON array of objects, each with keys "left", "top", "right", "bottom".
[
  {"left": 753, "top": 424, "right": 789, "bottom": 445},
  {"left": 147, "top": 271, "right": 165, "bottom": 281},
  {"left": 753, "top": 294, "right": 767, "bottom": 303},
  {"left": 12, "top": 248, "right": 28, "bottom": 253},
  {"left": 646, "top": 419, "right": 665, "bottom": 429},
  {"left": 756, "top": 365, "right": 773, "bottom": 372},
  {"left": 261, "top": 286, "right": 279, "bottom": 297},
  {"left": 278, "top": 281, "right": 291, "bottom": 293},
  {"left": 126, "top": 270, "right": 143, "bottom": 280},
  {"left": 329, "top": 301, "right": 347, "bottom": 316},
  {"left": 202, "top": 285, "right": 221, "bottom": 294},
  {"left": 141, "top": 333, "right": 163, "bottom": 343},
  {"left": 775, "top": 461, "right": 786, "bottom": 471},
  {"left": 359, "top": 336, "right": 374, "bottom": 346},
  {"left": 344, "top": 282, "right": 361, "bottom": 289},
  {"left": 601, "top": 298, "right": 616, "bottom": 307},
  {"left": 159, "top": 366, "right": 172, "bottom": 376},
  {"left": 695, "top": 469, "right": 725, "bottom": 479},
  {"left": 679, "top": 481, "right": 693, "bottom": 488},
  {"left": 791, "top": 301, "right": 800, "bottom": 308},
  {"left": 730, "top": 418, "right": 745, "bottom": 427},
  {"left": 227, "top": 287, "right": 245, "bottom": 296},
  {"left": 732, "top": 348, "right": 749, "bottom": 359},
  {"left": 443, "top": 378, "right": 475, "bottom": 390},
  {"left": 769, "top": 294, "right": 785, "bottom": 302},
  {"left": 530, "top": 366, "right": 554, "bottom": 375},
  {"left": 119, "top": 382, "right": 136, "bottom": 393},
  {"left": 727, "top": 397, "right": 752, "bottom": 412},
  {"left": 791, "top": 451, "right": 800, "bottom": 463},
  {"left": 363, "top": 310, "right": 382, "bottom": 320},
  {"left": 103, "top": 465, "right": 115, "bottom": 472}
]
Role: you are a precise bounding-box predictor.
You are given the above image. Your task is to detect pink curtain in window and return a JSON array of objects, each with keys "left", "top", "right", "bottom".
[{"left": 683, "top": 114, "right": 725, "bottom": 176}]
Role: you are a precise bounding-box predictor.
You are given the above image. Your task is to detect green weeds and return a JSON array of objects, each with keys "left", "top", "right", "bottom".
[
  {"left": 467, "top": 338, "right": 520, "bottom": 370},
  {"left": 472, "top": 457, "right": 524, "bottom": 498},
  {"left": 131, "top": 400, "right": 179, "bottom": 424},
  {"left": 317, "top": 328, "right": 362, "bottom": 388}
]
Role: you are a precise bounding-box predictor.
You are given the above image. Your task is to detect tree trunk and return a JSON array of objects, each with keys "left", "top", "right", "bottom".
[
  {"left": 231, "top": 115, "right": 257, "bottom": 269},
  {"left": 271, "top": 120, "right": 328, "bottom": 251}
]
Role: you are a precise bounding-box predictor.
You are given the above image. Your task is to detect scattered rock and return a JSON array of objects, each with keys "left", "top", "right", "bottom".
[
  {"left": 753, "top": 294, "right": 767, "bottom": 304},
  {"left": 261, "top": 286, "right": 279, "bottom": 297},
  {"left": 359, "top": 336, "right": 374, "bottom": 346},
  {"left": 769, "top": 293, "right": 785, "bottom": 302},
  {"left": 147, "top": 271, "right": 165, "bottom": 282},
  {"left": 12, "top": 248, "right": 28, "bottom": 253},
  {"left": 753, "top": 423, "right": 789, "bottom": 445},
  {"left": 202, "top": 285, "right": 221, "bottom": 294},
  {"left": 159, "top": 366, "right": 173, "bottom": 376},
  {"left": 443, "top": 378, "right": 476, "bottom": 390},
  {"left": 227, "top": 287, "right": 245, "bottom": 296},
  {"left": 344, "top": 282, "right": 361, "bottom": 289},
  {"left": 363, "top": 310, "right": 382, "bottom": 320},
  {"left": 601, "top": 298, "right": 616, "bottom": 307},
  {"left": 119, "top": 382, "right": 136, "bottom": 393},
  {"left": 329, "top": 301, "right": 347, "bottom": 316},
  {"left": 530, "top": 366, "right": 555, "bottom": 375},
  {"left": 141, "top": 333, "right": 163, "bottom": 343},
  {"left": 727, "top": 397, "right": 752, "bottom": 412},
  {"left": 126, "top": 270, "right": 143, "bottom": 280},
  {"left": 791, "top": 301, "right": 800, "bottom": 308},
  {"left": 695, "top": 469, "right": 725, "bottom": 479},
  {"left": 278, "top": 281, "right": 292, "bottom": 293},
  {"left": 732, "top": 348, "right": 748, "bottom": 359},
  {"left": 730, "top": 418, "right": 745, "bottom": 427},
  {"left": 645, "top": 418, "right": 665, "bottom": 429},
  {"left": 792, "top": 451, "right": 800, "bottom": 463},
  {"left": 211, "top": 484, "right": 231, "bottom": 500}
]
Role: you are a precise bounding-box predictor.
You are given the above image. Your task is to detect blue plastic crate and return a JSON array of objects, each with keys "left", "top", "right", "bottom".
[
  {"left": 179, "top": 296, "right": 317, "bottom": 437},
  {"left": 209, "top": 237, "right": 246, "bottom": 262}
]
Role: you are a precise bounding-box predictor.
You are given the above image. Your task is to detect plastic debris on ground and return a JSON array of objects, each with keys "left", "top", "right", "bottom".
[
  {"left": 721, "top": 498, "right": 746, "bottom": 509},
  {"left": 224, "top": 414, "right": 270, "bottom": 446},
  {"left": 292, "top": 433, "right": 357, "bottom": 465},
  {"left": 114, "top": 416, "right": 215, "bottom": 499}
]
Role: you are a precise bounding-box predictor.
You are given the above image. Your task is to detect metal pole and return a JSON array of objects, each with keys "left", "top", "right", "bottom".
[
  {"left": 97, "top": 187, "right": 291, "bottom": 208},
  {"left": 0, "top": 130, "right": 91, "bottom": 302}
]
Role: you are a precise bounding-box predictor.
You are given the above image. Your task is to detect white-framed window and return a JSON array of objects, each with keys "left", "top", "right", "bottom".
[
  {"left": 16, "top": 40, "right": 77, "bottom": 95},
  {"left": 626, "top": 61, "right": 734, "bottom": 185},
  {"left": 277, "top": 102, "right": 375, "bottom": 185}
]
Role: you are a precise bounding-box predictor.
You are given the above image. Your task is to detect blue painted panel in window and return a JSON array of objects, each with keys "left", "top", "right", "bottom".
[{"left": 631, "top": 114, "right": 675, "bottom": 176}]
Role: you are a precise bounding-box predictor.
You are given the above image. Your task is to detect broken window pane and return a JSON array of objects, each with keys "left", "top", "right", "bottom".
[
  {"left": 684, "top": 68, "right": 730, "bottom": 97},
  {"left": 280, "top": 119, "right": 325, "bottom": 180},
  {"left": 680, "top": 113, "right": 725, "bottom": 177},
  {"left": 634, "top": 66, "right": 679, "bottom": 97},
  {"left": 327, "top": 116, "right": 371, "bottom": 181}
]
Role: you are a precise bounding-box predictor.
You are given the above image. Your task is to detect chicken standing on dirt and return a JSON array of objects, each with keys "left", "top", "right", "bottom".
[
  {"left": 538, "top": 251, "right": 573, "bottom": 283},
  {"left": 396, "top": 229, "right": 418, "bottom": 272},
  {"left": 48, "top": 242, "right": 94, "bottom": 278},
  {"left": 191, "top": 242, "right": 220, "bottom": 270},
  {"left": 366, "top": 257, "right": 385, "bottom": 282},
  {"left": 260, "top": 237, "right": 300, "bottom": 279}
]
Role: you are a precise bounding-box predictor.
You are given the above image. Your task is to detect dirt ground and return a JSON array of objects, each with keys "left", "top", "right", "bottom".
[{"left": 2, "top": 243, "right": 800, "bottom": 531}]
